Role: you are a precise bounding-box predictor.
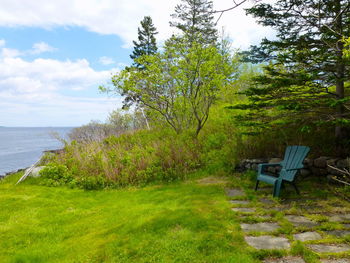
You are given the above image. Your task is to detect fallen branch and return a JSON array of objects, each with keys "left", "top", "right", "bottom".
[{"left": 16, "top": 156, "right": 43, "bottom": 184}]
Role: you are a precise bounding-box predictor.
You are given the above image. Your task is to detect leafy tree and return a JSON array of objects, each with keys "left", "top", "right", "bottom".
[
  {"left": 130, "top": 16, "right": 158, "bottom": 68},
  {"left": 107, "top": 40, "right": 236, "bottom": 136},
  {"left": 170, "top": 0, "right": 218, "bottom": 45},
  {"left": 235, "top": 0, "right": 350, "bottom": 155}
]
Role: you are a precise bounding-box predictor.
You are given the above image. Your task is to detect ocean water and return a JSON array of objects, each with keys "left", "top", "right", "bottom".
[{"left": 0, "top": 127, "right": 73, "bottom": 176}]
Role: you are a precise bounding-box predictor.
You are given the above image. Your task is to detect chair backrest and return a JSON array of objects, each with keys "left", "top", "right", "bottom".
[{"left": 280, "top": 146, "right": 310, "bottom": 182}]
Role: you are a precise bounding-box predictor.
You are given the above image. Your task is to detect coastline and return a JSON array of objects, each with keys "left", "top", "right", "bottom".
[{"left": 0, "top": 148, "right": 63, "bottom": 179}]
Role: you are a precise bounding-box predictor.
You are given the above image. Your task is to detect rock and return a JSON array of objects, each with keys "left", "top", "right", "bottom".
[
  {"left": 311, "top": 167, "right": 328, "bottom": 176},
  {"left": 314, "top": 157, "right": 330, "bottom": 168},
  {"left": 226, "top": 189, "right": 245, "bottom": 197},
  {"left": 285, "top": 215, "right": 318, "bottom": 227},
  {"left": 308, "top": 244, "right": 350, "bottom": 253},
  {"left": 264, "top": 257, "right": 305, "bottom": 263},
  {"left": 260, "top": 198, "right": 275, "bottom": 206},
  {"left": 251, "top": 163, "right": 259, "bottom": 171},
  {"left": 329, "top": 214, "right": 350, "bottom": 222},
  {"left": 245, "top": 235, "right": 290, "bottom": 250},
  {"left": 251, "top": 159, "right": 268, "bottom": 164},
  {"left": 28, "top": 166, "right": 45, "bottom": 177},
  {"left": 337, "top": 159, "right": 350, "bottom": 169},
  {"left": 320, "top": 259, "right": 350, "bottom": 263},
  {"left": 293, "top": 231, "right": 322, "bottom": 241},
  {"left": 300, "top": 169, "right": 311, "bottom": 177},
  {"left": 327, "top": 158, "right": 340, "bottom": 167},
  {"left": 229, "top": 200, "right": 250, "bottom": 205},
  {"left": 269, "top": 158, "right": 283, "bottom": 164},
  {"left": 241, "top": 222, "right": 280, "bottom": 232},
  {"left": 231, "top": 207, "right": 255, "bottom": 213},
  {"left": 303, "top": 158, "right": 314, "bottom": 167},
  {"left": 325, "top": 230, "right": 350, "bottom": 237}
]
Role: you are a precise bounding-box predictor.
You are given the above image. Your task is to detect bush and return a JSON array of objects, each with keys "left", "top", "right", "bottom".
[
  {"left": 45, "top": 128, "right": 202, "bottom": 189},
  {"left": 39, "top": 164, "right": 75, "bottom": 187}
]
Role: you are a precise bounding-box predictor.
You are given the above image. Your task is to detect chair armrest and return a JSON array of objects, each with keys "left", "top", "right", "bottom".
[{"left": 258, "top": 162, "right": 281, "bottom": 174}]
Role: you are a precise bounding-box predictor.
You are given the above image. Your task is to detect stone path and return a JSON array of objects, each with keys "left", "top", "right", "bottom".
[{"left": 226, "top": 187, "right": 350, "bottom": 262}]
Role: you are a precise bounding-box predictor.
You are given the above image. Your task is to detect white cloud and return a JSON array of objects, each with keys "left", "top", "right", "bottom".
[
  {"left": 0, "top": 45, "right": 121, "bottom": 126},
  {"left": 99, "top": 56, "right": 115, "bottom": 65},
  {"left": 0, "top": 41, "right": 57, "bottom": 58},
  {"left": 0, "top": 0, "right": 274, "bottom": 49},
  {"left": 1, "top": 47, "right": 22, "bottom": 58},
  {"left": 31, "top": 42, "right": 57, "bottom": 54}
]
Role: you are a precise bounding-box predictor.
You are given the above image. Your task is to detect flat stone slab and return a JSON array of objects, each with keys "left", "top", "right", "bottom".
[
  {"left": 293, "top": 231, "right": 322, "bottom": 241},
  {"left": 231, "top": 207, "right": 255, "bottom": 213},
  {"left": 229, "top": 200, "right": 250, "bottom": 205},
  {"left": 343, "top": 224, "right": 350, "bottom": 228},
  {"left": 245, "top": 235, "right": 290, "bottom": 250},
  {"left": 329, "top": 214, "right": 350, "bottom": 222},
  {"left": 285, "top": 215, "right": 318, "bottom": 227},
  {"left": 308, "top": 244, "right": 350, "bottom": 253},
  {"left": 298, "top": 205, "right": 324, "bottom": 213},
  {"left": 226, "top": 189, "right": 245, "bottom": 197},
  {"left": 263, "top": 256, "right": 305, "bottom": 263},
  {"left": 270, "top": 206, "right": 290, "bottom": 212},
  {"left": 260, "top": 198, "right": 275, "bottom": 206},
  {"left": 241, "top": 222, "right": 279, "bottom": 232},
  {"left": 320, "top": 259, "right": 350, "bottom": 263},
  {"left": 325, "top": 230, "right": 350, "bottom": 237}
]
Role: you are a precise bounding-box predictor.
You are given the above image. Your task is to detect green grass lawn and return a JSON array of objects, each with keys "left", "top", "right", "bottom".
[{"left": 0, "top": 173, "right": 257, "bottom": 263}]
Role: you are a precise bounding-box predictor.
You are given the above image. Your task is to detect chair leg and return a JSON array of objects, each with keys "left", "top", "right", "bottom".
[
  {"left": 273, "top": 180, "right": 282, "bottom": 197},
  {"left": 292, "top": 182, "right": 300, "bottom": 195},
  {"left": 255, "top": 180, "right": 260, "bottom": 191}
]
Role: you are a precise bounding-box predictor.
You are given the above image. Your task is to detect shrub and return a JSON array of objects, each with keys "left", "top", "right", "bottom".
[
  {"left": 39, "top": 164, "right": 75, "bottom": 187},
  {"left": 46, "top": 128, "right": 202, "bottom": 189}
]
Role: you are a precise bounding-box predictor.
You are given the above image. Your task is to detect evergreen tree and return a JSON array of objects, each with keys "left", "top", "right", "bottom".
[
  {"left": 235, "top": 0, "right": 350, "bottom": 155},
  {"left": 170, "top": 0, "right": 218, "bottom": 45},
  {"left": 120, "top": 16, "right": 158, "bottom": 109},
  {"left": 130, "top": 16, "right": 158, "bottom": 68}
]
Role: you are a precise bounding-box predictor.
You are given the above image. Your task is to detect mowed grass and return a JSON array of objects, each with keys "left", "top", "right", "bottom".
[{"left": 0, "top": 173, "right": 256, "bottom": 263}]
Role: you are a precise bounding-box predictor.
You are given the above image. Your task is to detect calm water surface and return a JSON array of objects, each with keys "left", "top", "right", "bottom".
[{"left": 0, "top": 127, "right": 73, "bottom": 175}]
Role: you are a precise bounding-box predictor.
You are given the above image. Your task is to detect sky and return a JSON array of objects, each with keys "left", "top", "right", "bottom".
[{"left": 0, "top": 0, "right": 274, "bottom": 127}]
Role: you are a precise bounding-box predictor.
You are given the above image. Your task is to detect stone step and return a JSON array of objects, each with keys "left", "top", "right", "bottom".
[
  {"left": 320, "top": 259, "right": 350, "bottom": 263},
  {"left": 229, "top": 200, "right": 250, "bottom": 205},
  {"left": 241, "top": 222, "right": 279, "bottom": 232},
  {"left": 308, "top": 244, "right": 350, "bottom": 253},
  {"left": 231, "top": 207, "right": 255, "bottom": 213},
  {"left": 245, "top": 235, "right": 290, "bottom": 250},
  {"left": 293, "top": 231, "right": 322, "bottom": 241},
  {"left": 263, "top": 256, "right": 305, "bottom": 263},
  {"left": 285, "top": 215, "right": 319, "bottom": 227},
  {"left": 226, "top": 188, "right": 245, "bottom": 197}
]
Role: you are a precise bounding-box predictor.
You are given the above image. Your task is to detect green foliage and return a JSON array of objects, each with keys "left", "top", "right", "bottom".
[
  {"left": 344, "top": 36, "right": 350, "bottom": 58},
  {"left": 45, "top": 129, "right": 202, "bottom": 188},
  {"left": 130, "top": 16, "right": 158, "bottom": 69},
  {"left": 39, "top": 164, "right": 75, "bottom": 187},
  {"left": 240, "top": 0, "right": 350, "bottom": 155},
  {"left": 170, "top": 0, "right": 217, "bottom": 45},
  {"left": 108, "top": 41, "right": 237, "bottom": 136}
]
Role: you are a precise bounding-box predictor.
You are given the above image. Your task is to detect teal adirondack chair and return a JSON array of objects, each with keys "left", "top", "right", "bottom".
[{"left": 255, "top": 146, "right": 310, "bottom": 197}]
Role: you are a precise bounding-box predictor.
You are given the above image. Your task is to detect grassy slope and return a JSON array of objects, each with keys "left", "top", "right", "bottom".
[{"left": 0, "top": 173, "right": 256, "bottom": 263}]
